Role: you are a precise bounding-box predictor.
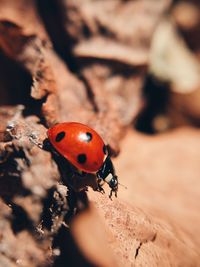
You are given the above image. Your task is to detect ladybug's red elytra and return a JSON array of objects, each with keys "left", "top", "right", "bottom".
[{"left": 47, "top": 122, "right": 118, "bottom": 197}]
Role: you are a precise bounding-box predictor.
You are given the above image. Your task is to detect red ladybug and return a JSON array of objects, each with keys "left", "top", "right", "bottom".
[{"left": 47, "top": 122, "right": 118, "bottom": 197}]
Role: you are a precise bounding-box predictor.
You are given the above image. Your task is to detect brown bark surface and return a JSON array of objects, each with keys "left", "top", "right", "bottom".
[{"left": 0, "top": 1, "right": 200, "bottom": 267}]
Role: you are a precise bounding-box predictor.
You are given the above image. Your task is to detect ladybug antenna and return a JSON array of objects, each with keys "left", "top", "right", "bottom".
[{"left": 118, "top": 182, "right": 127, "bottom": 190}]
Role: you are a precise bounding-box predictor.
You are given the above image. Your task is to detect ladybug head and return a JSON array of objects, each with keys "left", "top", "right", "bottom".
[{"left": 97, "top": 156, "right": 118, "bottom": 197}]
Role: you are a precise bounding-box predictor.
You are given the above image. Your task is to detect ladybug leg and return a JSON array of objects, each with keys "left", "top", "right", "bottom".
[
  {"left": 42, "top": 138, "right": 52, "bottom": 151},
  {"left": 109, "top": 188, "right": 117, "bottom": 200},
  {"left": 109, "top": 189, "right": 113, "bottom": 199},
  {"left": 96, "top": 179, "right": 105, "bottom": 194}
]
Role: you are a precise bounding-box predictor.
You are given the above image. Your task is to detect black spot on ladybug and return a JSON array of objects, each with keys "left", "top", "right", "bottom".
[
  {"left": 77, "top": 154, "right": 87, "bottom": 164},
  {"left": 79, "top": 132, "right": 92, "bottom": 142},
  {"left": 86, "top": 132, "right": 92, "bottom": 142},
  {"left": 55, "top": 131, "right": 65, "bottom": 142},
  {"left": 103, "top": 145, "right": 107, "bottom": 154}
]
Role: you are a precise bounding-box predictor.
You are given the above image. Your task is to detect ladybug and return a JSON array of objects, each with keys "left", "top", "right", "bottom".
[{"left": 47, "top": 122, "right": 118, "bottom": 197}]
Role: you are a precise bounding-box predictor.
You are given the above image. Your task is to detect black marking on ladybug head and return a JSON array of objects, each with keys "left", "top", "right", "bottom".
[
  {"left": 103, "top": 144, "right": 107, "bottom": 155},
  {"left": 77, "top": 153, "right": 87, "bottom": 164},
  {"left": 55, "top": 131, "right": 65, "bottom": 142}
]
